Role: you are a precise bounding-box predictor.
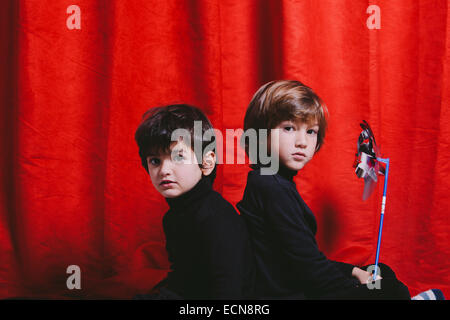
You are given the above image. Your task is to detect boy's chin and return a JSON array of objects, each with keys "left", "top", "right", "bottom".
[
  {"left": 160, "top": 189, "right": 183, "bottom": 198},
  {"left": 283, "top": 160, "right": 307, "bottom": 172}
]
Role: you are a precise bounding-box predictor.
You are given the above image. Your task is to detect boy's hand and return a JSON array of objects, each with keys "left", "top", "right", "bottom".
[{"left": 351, "top": 267, "right": 382, "bottom": 284}]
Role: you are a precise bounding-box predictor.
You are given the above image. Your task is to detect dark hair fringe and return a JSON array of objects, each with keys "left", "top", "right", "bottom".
[{"left": 135, "top": 104, "right": 217, "bottom": 182}]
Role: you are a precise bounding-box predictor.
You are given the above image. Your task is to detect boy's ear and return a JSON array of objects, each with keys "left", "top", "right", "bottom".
[{"left": 201, "top": 150, "right": 216, "bottom": 176}]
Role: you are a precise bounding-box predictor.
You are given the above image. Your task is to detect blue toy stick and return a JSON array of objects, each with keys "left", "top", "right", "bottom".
[{"left": 373, "top": 157, "right": 389, "bottom": 281}]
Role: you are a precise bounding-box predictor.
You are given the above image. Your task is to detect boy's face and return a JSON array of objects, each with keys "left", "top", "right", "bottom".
[
  {"left": 271, "top": 119, "right": 319, "bottom": 172},
  {"left": 146, "top": 140, "right": 203, "bottom": 198}
]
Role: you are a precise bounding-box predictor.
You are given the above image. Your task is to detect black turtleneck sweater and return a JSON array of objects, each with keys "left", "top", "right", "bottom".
[
  {"left": 237, "top": 166, "right": 360, "bottom": 299},
  {"left": 161, "top": 176, "right": 254, "bottom": 299}
]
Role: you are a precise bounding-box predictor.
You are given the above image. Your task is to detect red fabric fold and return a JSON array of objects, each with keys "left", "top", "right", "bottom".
[{"left": 1, "top": 0, "right": 449, "bottom": 298}]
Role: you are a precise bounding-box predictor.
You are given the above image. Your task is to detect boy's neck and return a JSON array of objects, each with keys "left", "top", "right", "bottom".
[
  {"left": 254, "top": 163, "right": 298, "bottom": 181},
  {"left": 165, "top": 176, "right": 213, "bottom": 210},
  {"left": 276, "top": 164, "right": 298, "bottom": 181}
]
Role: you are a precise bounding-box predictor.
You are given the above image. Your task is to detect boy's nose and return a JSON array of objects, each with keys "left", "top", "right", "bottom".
[
  {"left": 159, "top": 159, "right": 172, "bottom": 175},
  {"left": 295, "top": 132, "right": 307, "bottom": 147}
]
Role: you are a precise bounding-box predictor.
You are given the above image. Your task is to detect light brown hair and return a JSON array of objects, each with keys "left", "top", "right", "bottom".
[{"left": 242, "top": 80, "right": 329, "bottom": 162}]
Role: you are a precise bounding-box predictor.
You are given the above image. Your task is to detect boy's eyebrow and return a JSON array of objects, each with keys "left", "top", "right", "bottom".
[
  {"left": 147, "top": 150, "right": 164, "bottom": 156},
  {"left": 278, "top": 120, "right": 294, "bottom": 125}
]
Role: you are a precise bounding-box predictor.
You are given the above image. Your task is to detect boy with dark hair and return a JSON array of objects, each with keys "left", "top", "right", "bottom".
[
  {"left": 237, "top": 80, "right": 412, "bottom": 299},
  {"left": 135, "top": 104, "right": 253, "bottom": 299}
]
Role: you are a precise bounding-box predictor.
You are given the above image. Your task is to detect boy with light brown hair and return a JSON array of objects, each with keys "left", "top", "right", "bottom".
[{"left": 237, "top": 80, "right": 411, "bottom": 299}]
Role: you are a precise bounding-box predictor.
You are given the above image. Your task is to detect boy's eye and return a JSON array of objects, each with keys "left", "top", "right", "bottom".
[
  {"left": 148, "top": 157, "right": 160, "bottom": 166},
  {"left": 173, "top": 153, "right": 185, "bottom": 162},
  {"left": 307, "top": 129, "right": 318, "bottom": 135},
  {"left": 283, "top": 126, "right": 294, "bottom": 132}
]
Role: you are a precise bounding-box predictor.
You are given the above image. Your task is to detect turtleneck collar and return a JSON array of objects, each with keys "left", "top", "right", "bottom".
[
  {"left": 277, "top": 164, "right": 298, "bottom": 181},
  {"left": 165, "top": 176, "right": 213, "bottom": 210},
  {"left": 252, "top": 164, "right": 298, "bottom": 181}
]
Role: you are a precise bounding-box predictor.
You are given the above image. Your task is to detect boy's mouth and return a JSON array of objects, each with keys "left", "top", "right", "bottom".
[
  {"left": 292, "top": 152, "right": 306, "bottom": 157},
  {"left": 292, "top": 152, "right": 306, "bottom": 160},
  {"left": 160, "top": 179, "right": 175, "bottom": 186}
]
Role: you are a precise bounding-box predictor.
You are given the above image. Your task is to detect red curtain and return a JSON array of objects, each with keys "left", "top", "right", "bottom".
[{"left": 1, "top": 0, "right": 449, "bottom": 299}]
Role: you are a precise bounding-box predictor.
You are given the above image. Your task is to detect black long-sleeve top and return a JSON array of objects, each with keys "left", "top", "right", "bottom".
[
  {"left": 161, "top": 176, "right": 254, "bottom": 299},
  {"left": 237, "top": 166, "right": 360, "bottom": 299}
]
